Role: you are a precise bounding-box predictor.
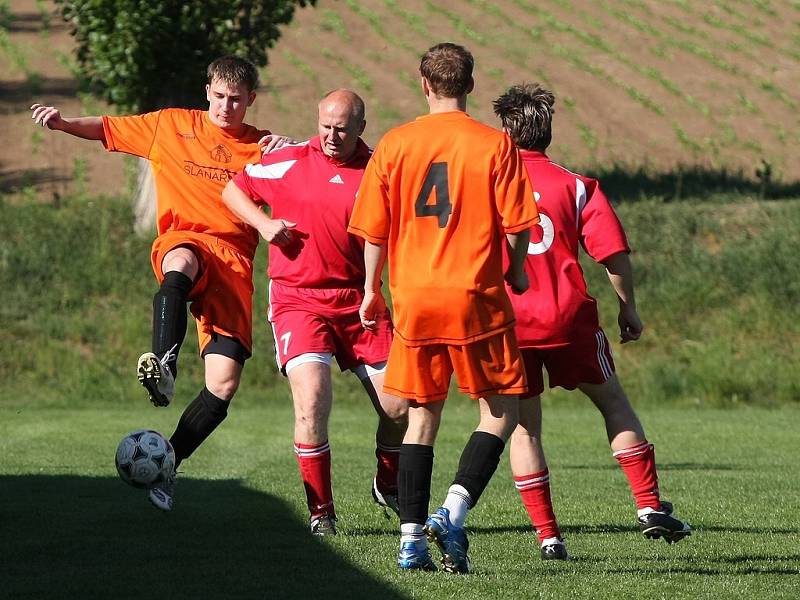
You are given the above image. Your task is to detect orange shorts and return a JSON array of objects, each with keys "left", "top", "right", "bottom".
[
  {"left": 383, "top": 328, "right": 528, "bottom": 402},
  {"left": 151, "top": 231, "right": 254, "bottom": 355}
]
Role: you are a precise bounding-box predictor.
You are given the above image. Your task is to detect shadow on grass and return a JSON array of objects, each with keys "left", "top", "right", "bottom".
[
  {"left": 591, "top": 165, "right": 800, "bottom": 202},
  {"left": 1, "top": 475, "right": 408, "bottom": 600}
]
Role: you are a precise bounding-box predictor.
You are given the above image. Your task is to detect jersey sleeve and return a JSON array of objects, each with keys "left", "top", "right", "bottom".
[
  {"left": 579, "top": 179, "right": 630, "bottom": 261},
  {"left": 101, "top": 111, "right": 161, "bottom": 158},
  {"left": 232, "top": 163, "right": 270, "bottom": 206},
  {"left": 348, "top": 142, "right": 390, "bottom": 244},
  {"left": 493, "top": 137, "right": 540, "bottom": 233}
]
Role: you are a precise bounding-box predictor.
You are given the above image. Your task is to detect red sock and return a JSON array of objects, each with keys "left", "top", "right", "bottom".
[
  {"left": 613, "top": 440, "right": 661, "bottom": 510},
  {"left": 375, "top": 443, "right": 400, "bottom": 494},
  {"left": 294, "top": 441, "right": 335, "bottom": 519},
  {"left": 515, "top": 469, "right": 561, "bottom": 543}
]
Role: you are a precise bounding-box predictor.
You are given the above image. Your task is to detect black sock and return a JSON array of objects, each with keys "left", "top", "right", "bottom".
[
  {"left": 452, "top": 431, "right": 505, "bottom": 508},
  {"left": 399, "top": 444, "right": 434, "bottom": 525},
  {"left": 152, "top": 271, "right": 193, "bottom": 378},
  {"left": 169, "top": 387, "right": 229, "bottom": 468}
]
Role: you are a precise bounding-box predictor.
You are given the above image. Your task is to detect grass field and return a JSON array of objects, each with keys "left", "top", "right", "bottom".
[{"left": 2, "top": 397, "right": 798, "bottom": 599}]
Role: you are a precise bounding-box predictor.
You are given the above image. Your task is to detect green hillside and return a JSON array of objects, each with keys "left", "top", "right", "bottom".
[{"left": 2, "top": 192, "right": 798, "bottom": 407}]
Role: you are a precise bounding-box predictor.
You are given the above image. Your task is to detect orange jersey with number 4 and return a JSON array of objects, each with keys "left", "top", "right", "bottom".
[
  {"left": 349, "top": 111, "right": 539, "bottom": 346},
  {"left": 102, "top": 109, "right": 268, "bottom": 257}
]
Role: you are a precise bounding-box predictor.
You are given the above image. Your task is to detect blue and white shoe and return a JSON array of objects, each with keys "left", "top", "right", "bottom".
[
  {"left": 424, "top": 507, "right": 471, "bottom": 574},
  {"left": 397, "top": 539, "right": 437, "bottom": 571}
]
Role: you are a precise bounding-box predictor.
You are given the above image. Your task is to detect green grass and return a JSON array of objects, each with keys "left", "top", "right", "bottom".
[{"left": 1, "top": 400, "right": 798, "bottom": 598}]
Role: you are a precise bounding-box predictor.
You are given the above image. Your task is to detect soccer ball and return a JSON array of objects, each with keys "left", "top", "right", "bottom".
[{"left": 115, "top": 429, "right": 175, "bottom": 489}]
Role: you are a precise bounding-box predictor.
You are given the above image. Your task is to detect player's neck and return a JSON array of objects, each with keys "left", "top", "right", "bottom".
[{"left": 427, "top": 95, "right": 467, "bottom": 114}]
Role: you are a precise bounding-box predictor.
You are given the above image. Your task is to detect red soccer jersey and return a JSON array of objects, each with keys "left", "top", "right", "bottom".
[
  {"left": 102, "top": 109, "right": 268, "bottom": 257},
  {"left": 510, "top": 150, "right": 630, "bottom": 347},
  {"left": 233, "top": 136, "right": 371, "bottom": 288}
]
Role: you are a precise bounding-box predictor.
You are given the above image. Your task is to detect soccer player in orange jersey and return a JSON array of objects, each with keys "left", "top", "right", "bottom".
[
  {"left": 493, "top": 83, "right": 691, "bottom": 560},
  {"left": 349, "top": 43, "right": 539, "bottom": 573},
  {"left": 30, "top": 56, "right": 288, "bottom": 511}
]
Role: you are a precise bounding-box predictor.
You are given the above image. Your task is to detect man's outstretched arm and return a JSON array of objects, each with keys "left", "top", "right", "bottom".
[{"left": 30, "top": 103, "right": 106, "bottom": 142}]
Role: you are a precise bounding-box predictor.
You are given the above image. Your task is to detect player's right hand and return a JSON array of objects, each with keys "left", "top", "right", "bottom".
[
  {"left": 618, "top": 305, "right": 643, "bottom": 343},
  {"left": 261, "top": 219, "right": 297, "bottom": 247},
  {"left": 359, "top": 290, "right": 386, "bottom": 332},
  {"left": 30, "top": 103, "right": 64, "bottom": 130}
]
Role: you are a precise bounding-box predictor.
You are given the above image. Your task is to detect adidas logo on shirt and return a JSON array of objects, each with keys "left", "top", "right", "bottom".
[{"left": 329, "top": 174, "right": 344, "bottom": 184}]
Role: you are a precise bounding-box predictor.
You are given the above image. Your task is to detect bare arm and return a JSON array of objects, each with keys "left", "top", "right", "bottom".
[
  {"left": 601, "top": 251, "right": 643, "bottom": 343},
  {"left": 30, "top": 104, "right": 105, "bottom": 142},
  {"left": 221, "top": 180, "right": 296, "bottom": 246},
  {"left": 505, "top": 229, "right": 531, "bottom": 294},
  {"left": 359, "top": 240, "right": 388, "bottom": 331}
]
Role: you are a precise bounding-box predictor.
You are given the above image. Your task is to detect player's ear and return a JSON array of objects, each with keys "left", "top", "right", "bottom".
[
  {"left": 466, "top": 77, "right": 475, "bottom": 95},
  {"left": 421, "top": 77, "right": 430, "bottom": 97},
  {"left": 247, "top": 90, "right": 256, "bottom": 107},
  {"left": 358, "top": 119, "right": 366, "bottom": 136},
  {"left": 205, "top": 84, "right": 211, "bottom": 102}
]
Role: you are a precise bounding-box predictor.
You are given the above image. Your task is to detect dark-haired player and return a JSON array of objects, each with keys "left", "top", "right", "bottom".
[{"left": 492, "top": 83, "right": 691, "bottom": 560}]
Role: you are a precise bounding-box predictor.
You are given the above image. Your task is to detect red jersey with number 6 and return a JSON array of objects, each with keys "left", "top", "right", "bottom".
[
  {"left": 349, "top": 111, "right": 539, "bottom": 346},
  {"left": 509, "top": 150, "right": 630, "bottom": 348}
]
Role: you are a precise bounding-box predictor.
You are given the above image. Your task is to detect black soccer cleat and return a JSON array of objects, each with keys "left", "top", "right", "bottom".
[
  {"left": 540, "top": 538, "right": 570, "bottom": 561},
  {"left": 638, "top": 503, "right": 691, "bottom": 544},
  {"left": 310, "top": 514, "right": 338, "bottom": 536}
]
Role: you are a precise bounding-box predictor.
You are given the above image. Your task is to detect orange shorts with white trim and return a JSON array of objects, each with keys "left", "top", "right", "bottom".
[
  {"left": 151, "top": 231, "right": 254, "bottom": 355},
  {"left": 383, "top": 328, "right": 528, "bottom": 403}
]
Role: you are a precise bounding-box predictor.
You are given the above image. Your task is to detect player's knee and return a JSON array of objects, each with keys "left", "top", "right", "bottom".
[{"left": 206, "top": 375, "right": 240, "bottom": 401}]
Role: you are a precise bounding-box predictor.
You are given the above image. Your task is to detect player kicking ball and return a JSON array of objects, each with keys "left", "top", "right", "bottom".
[
  {"left": 493, "top": 83, "right": 691, "bottom": 560},
  {"left": 32, "top": 56, "right": 289, "bottom": 511}
]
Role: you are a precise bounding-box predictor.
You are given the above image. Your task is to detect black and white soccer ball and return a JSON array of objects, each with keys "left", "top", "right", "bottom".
[{"left": 115, "top": 429, "right": 175, "bottom": 489}]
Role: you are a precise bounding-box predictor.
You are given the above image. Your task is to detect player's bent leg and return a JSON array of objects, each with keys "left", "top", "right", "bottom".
[
  {"left": 580, "top": 377, "right": 691, "bottom": 543},
  {"left": 149, "top": 352, "right": 242, "bottom": 512},
  {"left": 358, "top": 368, "right": 408, "bottom": 517},
  {"left": 139, "top": 246, "right": 200, "bottom": 407},
  {"left": 287, "top": 359, "right": 337, "bottom": 533}
]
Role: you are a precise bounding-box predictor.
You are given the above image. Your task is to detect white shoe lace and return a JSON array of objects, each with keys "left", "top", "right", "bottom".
[{"left": 158, "top": 343, "right": 178, "bottom": 376}]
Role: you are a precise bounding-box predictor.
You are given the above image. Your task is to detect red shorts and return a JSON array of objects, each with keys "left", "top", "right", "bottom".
[
  {"left": 520, "top": 329, "right": 615, "bottom": 397},
  {"left": 152, "top": 231, "right": 254, "bottom": 355},
  {"left": 267, "top": 280, "right": 393, "bottom": 372},
  {"left": 384, "top": 328, "right": 528, "bottom": 403}
]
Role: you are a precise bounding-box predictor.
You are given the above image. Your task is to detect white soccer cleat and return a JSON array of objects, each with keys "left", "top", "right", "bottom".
[
  {"left": 137, "top": 346, "right": 176, "bottom": 407},
  {"left": 148, "top": 472, "right": 176, "bottom": 512},
  {"left": 372, "top": 477, "right": 400, "bottom": 517}
]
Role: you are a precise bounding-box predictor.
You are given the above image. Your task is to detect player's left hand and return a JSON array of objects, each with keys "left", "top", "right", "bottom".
[
  {"left": 505, "top": 268, "right": 529, "bottom": 294},
  {"left": 359, "top": 290, "right": 386, "bottom": 332},
  {"left": 259, "top": 134, "right": 297, "bottom": 154},
  {"left": 618, "top": 305, "right": 643, "bottom": 343}
]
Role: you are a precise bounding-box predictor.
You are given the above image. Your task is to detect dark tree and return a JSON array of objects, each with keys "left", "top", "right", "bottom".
[{"left": 56, "top": 0, "right": 315, "bottom": 112}]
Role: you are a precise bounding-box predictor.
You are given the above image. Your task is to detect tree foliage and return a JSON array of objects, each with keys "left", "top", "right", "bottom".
[{"left": 56, "top": 1, "right": 315, "bottom": 113}]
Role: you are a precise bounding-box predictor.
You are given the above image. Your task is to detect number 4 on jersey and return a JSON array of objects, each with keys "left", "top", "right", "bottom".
[{"left": 415, "top": 162, "right": 452, "bottom": 228}]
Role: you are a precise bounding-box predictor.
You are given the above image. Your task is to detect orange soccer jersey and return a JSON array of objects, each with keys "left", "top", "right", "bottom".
[
  {"left": 349, "top": 111, "right": 539, "bottom": 346},
  {"left": 102, "top": 108, "right": 268, "bottom": 257}
]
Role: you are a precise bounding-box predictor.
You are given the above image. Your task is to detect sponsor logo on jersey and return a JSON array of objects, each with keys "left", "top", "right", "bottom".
[
  {"left": 177, "top": 132, "right": 196, "bottom": 140},
  {"left": 329, "top": 174, "right": 344, "bottom": 184},
  {"left": 210, "top": 144, "right": 233, "bottom": 163},
  {"left": 183, "top": 160, "right": 236, "bottom": 182}
]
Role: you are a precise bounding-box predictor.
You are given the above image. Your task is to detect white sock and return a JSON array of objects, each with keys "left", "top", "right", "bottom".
[
  {"left": 400, "top": 522, "right": 426, "bottom": 545},
  {"left": 442, "top": 484, "right": 472, "bottom": 528}
]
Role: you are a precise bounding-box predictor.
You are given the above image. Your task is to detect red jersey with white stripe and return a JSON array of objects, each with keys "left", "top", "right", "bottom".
[
  {"left": 510, "top": 150, "right": 630, "bottom": 347},
  {"left": 233, "top": 136, "right": 370, "bottom": 288}
]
